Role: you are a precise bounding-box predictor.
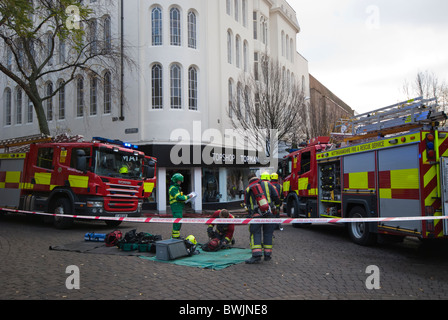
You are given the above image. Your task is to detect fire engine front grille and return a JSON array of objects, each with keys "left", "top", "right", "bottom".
[{"left": 105, "top": 182, "right": 139, "bottom": 211}]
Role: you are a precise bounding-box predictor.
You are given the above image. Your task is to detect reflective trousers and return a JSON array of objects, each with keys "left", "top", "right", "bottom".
[
  {"left": 170, "top": 203, "right": 184, "bottom": 238},
  {"left": 249, "top": 216, "right": 275, "bottom": 257}
]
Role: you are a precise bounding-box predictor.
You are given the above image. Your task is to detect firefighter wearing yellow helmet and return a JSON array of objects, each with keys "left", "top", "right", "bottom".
[{"left": 169, "top": 173, "right": 191, "bottom": 239}]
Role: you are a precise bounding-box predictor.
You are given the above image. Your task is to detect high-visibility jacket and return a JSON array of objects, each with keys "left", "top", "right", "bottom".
[{"left": 169, "top": 183, "right": 189, "bottom": 207}]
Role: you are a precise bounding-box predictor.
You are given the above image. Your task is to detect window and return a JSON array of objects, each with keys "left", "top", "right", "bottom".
[
  {"left": 254, "top": 52, "right": 259, "bottom": 80},
  {"left": 300, "top": 151, "right": 311, "bottom": 174},
  {"left": 15, "top": 88, "right": 22, "bottom": 124},
  {"left": 27, "top": 98, "right": 33, "bottom": 123},
  {"left": 234, "top": 0, "right": 239, "bottom": 21},
  {"left": 4, "top": 88, "right": 11, "bottom": 126},
  {"left": 253, "top": 12, "right": 257, "bottom": 40},
  {"left": 152, "top": 64, "right": 163, "bottom": 109},
  {"left": 170, "top": 64, "right": 181, "bottom": 109},
  {"left": 188, "top": 66, "right": 198, "bottom": 110},
  {"left": 235, "top": 35, "right": 241, "bottom": 68},
  {"left": 151, "top": 7, "right": 162, "bottom": 46},
  {"left": 242, "top": 0, "right": 247, "bottom": 26},
  {"left": 243, "top": 41, "right": 248, "bottom": 72},
  {"left": 58, "top": 81, "right": 65, "bottom": 120},
  {"left": 6, "top": 47, "right": 12, "bottom": 70},
  {"left": 89, "top": 19, "right": 97, "bottom": 55},
  {"left": 36, "top": 147, "right": 54, "bottom": 169},
  {"left": 228, "top": 79, "right": 233, "bottom": 118},
  {"left": 226, "top": 0, "right": 231, "bottom": 15},
  {"left": 170, "top": 7, "right": 181, "bottom": 46},
  {"left": 47, "top": 33, "right": 53, "bottom": 66},
  {"left": 104, "top": 71, "right": 111, "bottom": 114},
  {"left": 104, "top": 16, "right": 111, "bottom": 52},
  {"left": 187, "top": 11, "right": 197, "bottom": 49},
  {"left": 46, "top": 82, "right": 53, "bottom": 121},
  {"left": 227, "top": 30, "right": 232, "bottom": 64},
  {"left": 90, "top": 76, "right": 97, "bottom": 115},
  {"left": 59, "top": 38, "right": 65, "bottom": 64},
  {"left": 76, "top": 77, "right": 84, "bottom": 117}
]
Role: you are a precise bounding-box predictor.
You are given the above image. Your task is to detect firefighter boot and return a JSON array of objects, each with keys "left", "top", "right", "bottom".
[{"left": 245, "top": 250, "right": 262, "bottom": 264}]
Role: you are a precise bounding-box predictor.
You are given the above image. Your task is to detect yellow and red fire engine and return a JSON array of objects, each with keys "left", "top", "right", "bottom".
[
  {"left": 280, "top": 97, "right": 448, "bottom": 245},
  {"left": 0, "top": 135, "right": 156, "bottom": 228}
]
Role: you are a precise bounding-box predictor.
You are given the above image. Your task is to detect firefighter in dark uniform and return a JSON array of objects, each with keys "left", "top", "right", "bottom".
[{"left": 244, "top": 173, "right": 281, "bottom": 264}]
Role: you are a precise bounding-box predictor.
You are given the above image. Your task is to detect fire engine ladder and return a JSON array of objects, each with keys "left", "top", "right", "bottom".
[
  {"left": 337, "top": 97, "right": 447, "bottom": 144},
  {"left": 0, "top": 134, "right": 52, "bottom": 152}
]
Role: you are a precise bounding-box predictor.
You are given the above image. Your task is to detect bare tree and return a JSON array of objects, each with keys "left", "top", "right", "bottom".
[
  {"left": 402, "top": 70, "right": 448, "bottom": 110},
  {"left": 0, "top": 0, "right": 130, "bottom": 135},
  {"left": 228, "top": 53, "right": 307, "bottom": 157}
]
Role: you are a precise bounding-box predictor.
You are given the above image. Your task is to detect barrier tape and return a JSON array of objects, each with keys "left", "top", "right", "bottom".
[{"left": 2, "top": 207, "right": 448, "bottom": 225}]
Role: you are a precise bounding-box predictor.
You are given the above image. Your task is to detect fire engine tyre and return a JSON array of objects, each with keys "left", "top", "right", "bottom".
[
  {"left": 52, "top": 198, "right": 74, "bottom": 229},
  {"left": 347, "top": 206, "right": 376, "bottom": 246}
]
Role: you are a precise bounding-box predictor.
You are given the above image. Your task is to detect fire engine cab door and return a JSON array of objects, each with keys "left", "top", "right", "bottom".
[
  {"left": 378, "top": 144, "right": 421, "bottom": 233},
  {"left": 439, "top": 157, "right": 448, "bottom": 235}
]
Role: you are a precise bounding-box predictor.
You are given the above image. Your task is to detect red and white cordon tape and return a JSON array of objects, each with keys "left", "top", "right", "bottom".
[{"left": 1, "top": 207, "right": 448, "bottom": 225}]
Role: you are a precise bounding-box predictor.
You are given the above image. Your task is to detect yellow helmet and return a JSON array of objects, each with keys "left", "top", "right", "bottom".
[
  {"left": 119, "top": 166, "right": 128, "bottom": 174},
  {"left": 261, "top": 172, "right": 270, "bottom": 181},
  {"left": 270, "top": 173, "right": 279, "bottom": 181},
  {"left": 186, "top": 235, "right": 197, "bottom": 245}
]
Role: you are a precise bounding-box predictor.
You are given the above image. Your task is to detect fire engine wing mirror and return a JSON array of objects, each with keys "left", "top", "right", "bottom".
[
  {"left": 75, "top": 149, "right": 88, "bottom": 172},
  {"left": 143, "top": 159, "right": 156, "bottom": 179}
]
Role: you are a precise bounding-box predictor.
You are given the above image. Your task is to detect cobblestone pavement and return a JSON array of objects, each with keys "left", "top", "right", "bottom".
[{"left": 1, "top": 211, "right": 448, "bottom": 301}]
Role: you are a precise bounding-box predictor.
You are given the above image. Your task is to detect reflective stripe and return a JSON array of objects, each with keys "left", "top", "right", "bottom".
[{"left": 68, "top": 175, "right": 89, "bottom": 188}]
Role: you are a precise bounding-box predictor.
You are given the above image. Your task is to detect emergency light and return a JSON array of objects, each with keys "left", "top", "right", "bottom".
[{"left": 93, "top": 137, "right": 139, "bottom": 150}]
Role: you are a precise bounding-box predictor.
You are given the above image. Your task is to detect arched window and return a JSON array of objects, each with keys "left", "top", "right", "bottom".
[
  {"left": 151, "top": 7, "right": 162, "bottom": 46},
  {"left": 152, "top": 64, "right": 163, "bottom": 109},
  {"left": 227, "top": 30, "right": 233, "bottom": 64},
  {"left": 89, "top": 19, "right": 97, "bottom": 55},
  {"left": 104, "top": 72, "right": 111, "bottom": 114},
  {"left": 104, "top": 16, "right": 112, "bottom": 52},
  {"left": 228, "top": 79, "right": 234, "bottom": 118},
  {"left": 188, "top": 11, "right": 197, "bottom": 49},
  {"left": 76, "top": 77, "right": 84, "bottom": 117},
  {"left": 170, "top": 64, "right": 182, "bottom": 109},
  {"left": 234, "top": 0, "right": 239, "bottom": 21},
  {"left": 243, "top": 41, "right": 248, "bottom": 72},
  {"left": 15, "top": 87, "right": 22, "bottom": 124},
  {"left": 188, "top": 66, "right": 198, "bottom": 110},
  {"left": 170, "top": 7, "right": 181, "bottom": 46},
  {"left": 58, "top": 80, "right": 65, "bottom": 120},
  {"left": 235, "top": 35, "right": 241, "bottom": 68},
  {"left": 4, "top": 88, "right": 11, "bottom": 126},
  {"left": 46, "top": 82, "right": 53, "bottom": 121},
  {"left": 90, "top": 76, "right": 97, "bottom": 115}
]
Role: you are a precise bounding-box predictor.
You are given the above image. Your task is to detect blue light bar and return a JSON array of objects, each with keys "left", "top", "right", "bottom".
[{"left": 93, "top": 137, "right": 139, "bottom": 149}]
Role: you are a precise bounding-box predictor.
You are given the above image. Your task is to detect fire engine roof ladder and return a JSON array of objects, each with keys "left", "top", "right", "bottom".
[
  {"left": 0, "top": 134, "right": 52, "bottom": 152},
  {"left": 338, "top": 97, "right": 447, "bottom": 144}
]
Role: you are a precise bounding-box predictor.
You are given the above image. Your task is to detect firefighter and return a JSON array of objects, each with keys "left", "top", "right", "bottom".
[
  {"left": 169, "top": 173, "right": 192, "bottom": 239},
  {"left": 244, "top": 173, "right": 280, "bottom": 264},
  {"left": 206, "top": 209, "right": 235, "bottom": 246},
  {"left": 270, "top": 172, "right": 284, "bottom": 231}
]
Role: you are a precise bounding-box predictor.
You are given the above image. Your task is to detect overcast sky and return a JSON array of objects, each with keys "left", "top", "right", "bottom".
[{"left": 289, "top": 0, "right": 448, "bottom": 114}]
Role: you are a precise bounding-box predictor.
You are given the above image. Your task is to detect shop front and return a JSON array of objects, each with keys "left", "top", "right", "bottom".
[{"left": 139, "top": 144, "right": 266, "bottom": 213}]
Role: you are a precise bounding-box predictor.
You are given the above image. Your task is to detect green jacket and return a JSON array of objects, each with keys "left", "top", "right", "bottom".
[{"left": 169, "top": 183, "right": 189, "bottom": 208}]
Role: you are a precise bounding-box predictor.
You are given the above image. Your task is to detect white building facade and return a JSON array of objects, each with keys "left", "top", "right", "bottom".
[{"left": 1, "top": 0, "right": 310, "bottom": 212}]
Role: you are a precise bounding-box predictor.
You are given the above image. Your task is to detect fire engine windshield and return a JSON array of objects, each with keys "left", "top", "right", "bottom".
[{"left": 93, "top": 147, "right": 144, "bottom": 179}]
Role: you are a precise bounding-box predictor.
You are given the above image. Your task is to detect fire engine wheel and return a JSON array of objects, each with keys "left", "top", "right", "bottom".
[
  {"left": 348, "top": 206, "right": 376, "bottom": 246},
  {"left": 52, "top": 198, "right": 74, "bottom": 229}
]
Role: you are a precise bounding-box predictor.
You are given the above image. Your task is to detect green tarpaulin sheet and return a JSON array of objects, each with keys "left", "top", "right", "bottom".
[{"left": 140, "top": 247, "right": 252, "bottom": 270}]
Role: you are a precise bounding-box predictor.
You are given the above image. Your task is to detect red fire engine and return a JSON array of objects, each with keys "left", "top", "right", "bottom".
[
  {"left": 0, "top": 135, "right": 156, "bottom": 228},
  {"left": 279, "top": 97, "right": 448, "bottom": 245}
]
